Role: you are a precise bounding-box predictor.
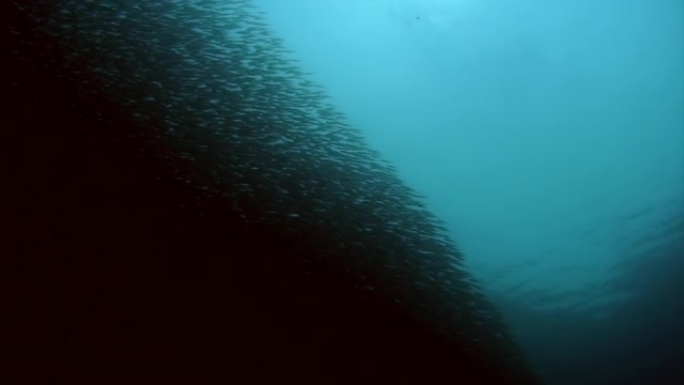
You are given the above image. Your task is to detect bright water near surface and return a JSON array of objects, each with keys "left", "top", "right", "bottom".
[{"left": 254, "top": 0, "right": 684, "bottom": 383}]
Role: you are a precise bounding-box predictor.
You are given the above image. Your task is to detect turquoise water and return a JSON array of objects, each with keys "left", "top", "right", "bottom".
[{"left": 254, "top": 0, "right": 684, "bottom": 383}]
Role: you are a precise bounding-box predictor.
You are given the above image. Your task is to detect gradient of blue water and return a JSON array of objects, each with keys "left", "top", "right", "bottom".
[{"left": 253, "top": 1, "right": 684, "bottom": 383}]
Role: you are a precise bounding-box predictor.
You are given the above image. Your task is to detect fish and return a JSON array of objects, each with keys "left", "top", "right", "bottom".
[{"left": 2, "top": 1, "right": 544, "bottom": 384}]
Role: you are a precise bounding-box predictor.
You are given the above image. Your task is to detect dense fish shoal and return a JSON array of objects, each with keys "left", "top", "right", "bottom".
[{"left": 2, "top": 1, "right": 544, "bottom": 384}]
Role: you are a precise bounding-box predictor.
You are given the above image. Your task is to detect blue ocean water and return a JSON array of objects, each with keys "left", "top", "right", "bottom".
[{"left": 254, "top": 0, "right": 684, "bottom": 384}]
